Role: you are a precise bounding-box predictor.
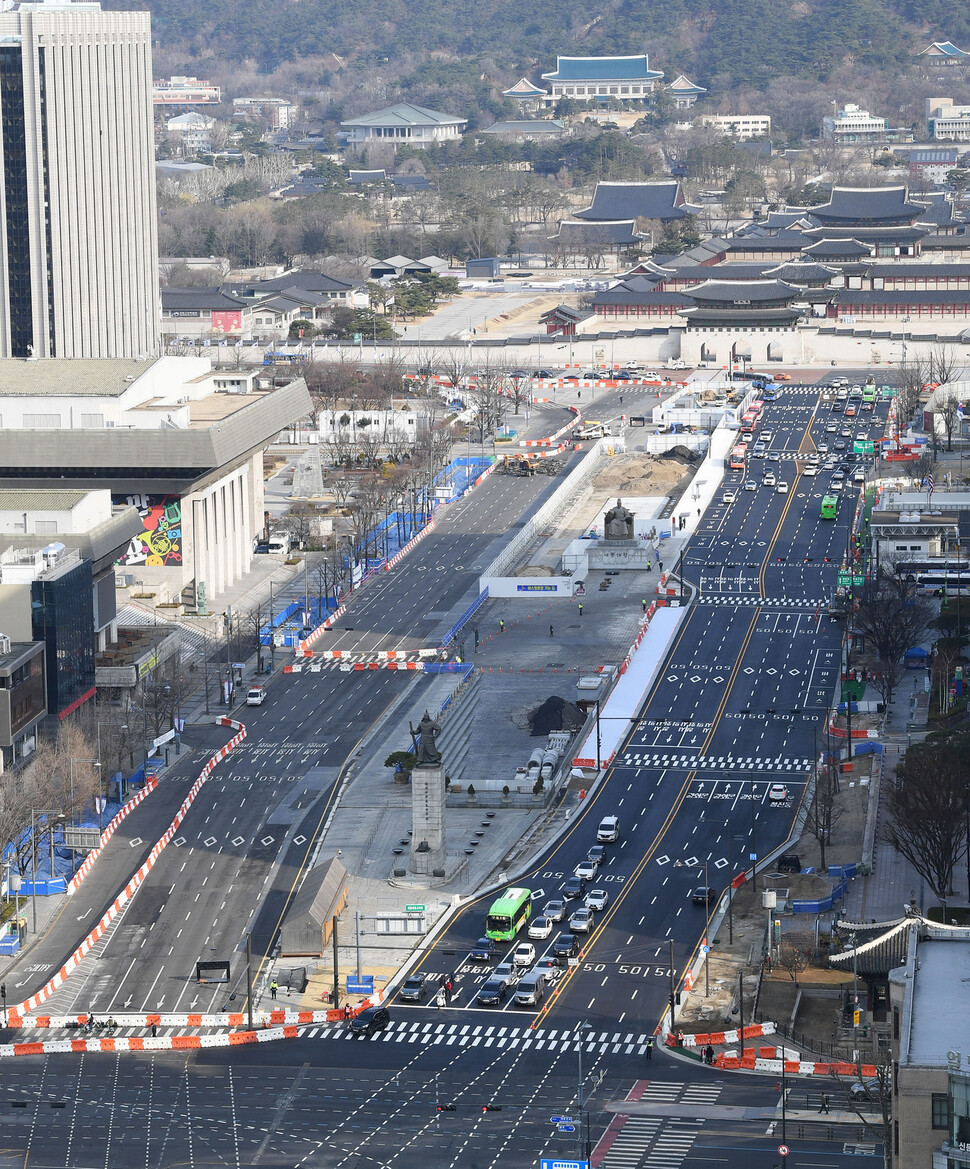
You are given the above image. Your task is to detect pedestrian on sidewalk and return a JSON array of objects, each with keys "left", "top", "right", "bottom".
[
  {"left": 658, "top": 559, "right": 664, "bottom": 573},
  {"left": 645, "top": 1039, "right": 653, "bottom": 1061},
  {"left": 151, "top": 1023, "right": 157, "bottom": 1038},
  {"left": 704, "top": 1044, "right": 715, "bottom": 1065},
  {"left": 550, "top": 625, "right": 555, "bottom": 637},
  {"left": 436, "top": 987, "right": 446, "bottom": 1009},
  {"left": 818, "top": 1093, "right": 830, "bottom": 1114}
]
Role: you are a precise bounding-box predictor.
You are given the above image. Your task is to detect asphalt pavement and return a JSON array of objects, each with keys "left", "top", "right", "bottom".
[{"left": 0, "top": 377, "right": 891, "bottom": 1169}]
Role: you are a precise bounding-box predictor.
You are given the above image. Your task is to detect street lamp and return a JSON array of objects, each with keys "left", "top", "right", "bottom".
[{"left": 575, "top": 1019, "right": 593, "bottom": 1161}]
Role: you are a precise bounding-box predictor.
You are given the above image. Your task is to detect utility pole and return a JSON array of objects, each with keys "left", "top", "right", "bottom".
[
  {"left": 668, "top": 938, "right": 677, "bottom": 1040},
  {"left": 331, "top": 915, "right": 340, "bottom": 1010},
  {"left": 246, "top": 934, "right": 254, "bottom": 1031}
]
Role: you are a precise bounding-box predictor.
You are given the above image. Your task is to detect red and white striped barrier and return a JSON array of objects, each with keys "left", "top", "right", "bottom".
[
  {"left": 68, "top": 779, "right": 159, "bottom": 893},
  {"left": 0, "top": 1025, "right": 301, "bottom": 1059},
  {"left": 12, "top": 717, "right": 247, "bottom": 1018},
  {"left": 386, "top": 519, "right": 437, "bottom": 571},
  {"left": 677, "top": 1023, "right": 775, "bottom": 1047},
  {"left": 673, "top": 1022, "right": 878, "bottom": 1077}
]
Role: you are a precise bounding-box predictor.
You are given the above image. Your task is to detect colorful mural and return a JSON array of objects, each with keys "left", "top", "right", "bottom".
[{"left": 115, "top": 494, "right": 183, "bottom": 567}]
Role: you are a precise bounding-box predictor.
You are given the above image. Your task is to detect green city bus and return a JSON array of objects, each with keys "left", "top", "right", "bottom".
[
  {"left": 820, "top": 495, "right": 838, "bottom": 519},
  {"left": 862, "top": 385, "right": 876, "bottom": 402},
  {"left": 485, "top": 887, "right": 532, "bottom": 941}
]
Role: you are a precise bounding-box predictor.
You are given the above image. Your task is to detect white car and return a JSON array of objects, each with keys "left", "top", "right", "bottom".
[
  {"left": 803, "top": 465, "right": 818, "bottom": 477},
  {"left": 513, "top": 943, "right": 536, "bottom": 967},
  {"left": 586, "top": 889, "right": 609, "bottom": 911},
  {"left": 569, "top": 907, "right": 594, "bottom": 933},
  {"left": 763, "top": 471, "right": 777, "bottom": 487},
  {"left": 744, "top": 480, "right": 757, "bottom": 491},
  {"left": 817, "top": 442, "right": 829, "bottom": 453},
  {"left": 760, "top": 430, "right": 774, "bottom": 442},
  {"left": 575, "top": 860, "right": 597, "bottom": 881},
  {"left": 721, "top": 489, "right": 738, "bottom": 504},
  {"left": 825, "top": 422, "right": 838, "bottom": 433},
  {"left": 768, "top": 783, "right": 789, "bottom": 803},
  {"left": 528, "top": 916, "right": 553, "bottom": 940},
  {"left": 777, "top": 481, "right": 789, "bottom": 494}
]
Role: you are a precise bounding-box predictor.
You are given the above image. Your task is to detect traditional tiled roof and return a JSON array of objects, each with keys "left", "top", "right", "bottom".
[
  {"left": 503, "top": 77, "right": 548, "bottom": 98},
  {"left": 391, "top": 174, "right": 433, "bottom": 192},
  {"left": 914, "top": 197, "right": 964, "bottom": 227},
  {"left": 348, "top": 169, "right": 388, "bottom": 182},
  {"left": 554, "top": 219, "right": 643, "bottom": 245},
  {"left": 575, "top": 180, "right": 694, "bottom": 223},
  {"left": 593, "top": 285, "right": 691, "bottom": 308},
  {"left": 865, "top": 260, "right": 970, "bottom": 278},
  {"left": 667, "top": 262, "right": 771, "bottom": 283},
  {"left": 919, "top": 41, "right": 970, "bottom": 60},
  {"left": 804, "top": 185, "right": 926, "bottom": 224},
  {"left": 541, "top": 55, "right": 664, "bottom": 83},
  {"left": 682, "top": 278, "right": 801, "bottom": 304},
  {"left": 234, "top": 270, "right": 357, "bottom": 296},
  {"left": 801, "top": 224, "right": 929, "bottom": 243},
  {"left": 341, "top": 103, "right": 465, "bottom": 129},
  {"left": 539, "top": 304, "right": 587, "bottom": 322},
  {"left": 762, "top": 261, "right": 839, "bottom": 284},
  {"left": 720, "top": 232, "right": 806, "bottom": 253},
  {"left": 682, "top": 306, "right": 803, "bottom": 323},
  {"left": 667, "top": 74, "right": 706, "bottom": 97},
  {"left": 162, "top": 288, "right": 247, "bottom": 311},
  {"left": 801, "top": 238, "right": 872, "bottom": 258},
  {"left": 835, "top": 288, "right": 970, "bottom": 305},
  {"left": 621, "top": 260, "right": 676, "bottom": 278}
]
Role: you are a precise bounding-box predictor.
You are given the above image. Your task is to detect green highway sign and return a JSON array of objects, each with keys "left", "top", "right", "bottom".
[
  {"left": 405, "top": 904, "right": 426, "bottom": 913},
  {"left": 837, "top": 570, "right": 865, "bottom": 587},
  {"left": 853, "top": 440, "right": 874, "bottom": 454}
]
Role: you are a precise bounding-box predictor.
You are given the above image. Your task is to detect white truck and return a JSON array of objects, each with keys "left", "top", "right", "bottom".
[
  {"left": 266, "top": 530, "right": 292, "bottom": 555},
  {"left": 665, "top": 358, "right": 687, "bottom": 370}
]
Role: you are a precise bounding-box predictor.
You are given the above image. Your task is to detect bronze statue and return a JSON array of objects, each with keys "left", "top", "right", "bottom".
[
  {"left": 410, "top": 710, "right": 442, "bottom": 767},
  {"left": 604, "top": 497, "right": 635, "bottom": 540}
]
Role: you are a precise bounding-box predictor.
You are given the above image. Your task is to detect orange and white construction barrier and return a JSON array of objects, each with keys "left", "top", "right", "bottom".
[{"left": 68, "top": 778, "right": 159, "bottom": 893}]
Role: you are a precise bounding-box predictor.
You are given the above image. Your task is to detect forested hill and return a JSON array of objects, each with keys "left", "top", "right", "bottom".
[{"left": 114, "top": 0, "right": 951, "bottom": 85}]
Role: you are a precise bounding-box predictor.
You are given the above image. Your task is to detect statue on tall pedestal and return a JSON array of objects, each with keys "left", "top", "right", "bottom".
[
  {"left": 604, "top": 498, "right": 635, "bottom": 541},
  {"left": 410, "top": 710, "right": 442, "bottom": 768}
]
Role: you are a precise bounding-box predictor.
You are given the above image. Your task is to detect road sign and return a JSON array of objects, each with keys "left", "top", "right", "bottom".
[
  {"left": 567, "top": 956, "right": 580, "bottom": 967},
  {"left": 557, "top": 1124, "right": 576, "bottom": 1133},
  {"left": 550, "top": 1116, "right": 573, "bottom": 1125},
  {"left": 346, "top": 976, "right": 373, "bottom": 994},
  {"left": 778, "top": 1145, "right": 789, "bottom": 1156},
  {"left": 701, "top": 944, "right": 710, "bottom": 954},
  {"left": 404, "top": 905, "right": 426, "bottom": 913},
  {"left": 540, "top": 1160, "right": 588, "bottom": 1169}
]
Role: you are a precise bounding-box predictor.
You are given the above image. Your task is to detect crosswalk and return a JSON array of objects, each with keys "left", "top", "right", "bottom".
[
  {"left": 616, "top": 751, "right": 812, "bottom": 772},
  {"left": 697, "top": 595, "right": 828, "bottom": 608},
  {"left": 597, "top": 1082, "right": 720, "bottom": 1169},
  {"left": 295, "top": 1019, "right": 652, "bottom": 1054}
]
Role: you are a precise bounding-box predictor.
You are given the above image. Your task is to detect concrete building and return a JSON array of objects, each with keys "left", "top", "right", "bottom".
[
  {"left": 153, "top": 75, "right": 221, "bottom": 105},
  {"left": 889, "top": 923, "right": 970, "bottom": 1169},
  {"left": 927, "top": 98, "right": 970, "bottom": 141},
  {"left": 698, "top": 114, "right": 771, "bottom": 140},
  {"left": 0, "top": 356, "right": 311, "bottom": 610},
  {"left": 340, "top": 103, "right": 466, "bottom": 149},
  {"left": 0, "top": 0, "right": 159, "bottom": 360},
  {"left": 232, "top": 97, "right": 295, "bottom": 130},
  {"left": 822, "top": 103, "right": 907, "bottom": 144},
  {"left": 166, "top": 112, "right": 217, "bottom": 153},
  {"left": 0, "top": 638, "right": 45, "bottom": 768}
]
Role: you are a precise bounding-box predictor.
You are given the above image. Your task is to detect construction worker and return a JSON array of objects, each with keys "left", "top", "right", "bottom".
[{"left": 578, "top": 602, "right": 583, "bottom": 617}]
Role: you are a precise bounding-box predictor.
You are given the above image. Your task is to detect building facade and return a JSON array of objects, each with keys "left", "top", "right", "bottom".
[
  {"left": 153, "top": 75, "right": 221, "bottom": 105},
  {"left": 340, "top": 103, "right": 465, "bottom": 149},
  {"left": 698, "top": 114, "right": 771, "bottom": 140},
  {"left": 927, "top": 98, "right": 970, "bottom": 141},
  {"left": 0, "top": 1, "right": 160, "bottom": 360},
  {"left": 540, "top": 55, "right": 663, "bottom": 105}
]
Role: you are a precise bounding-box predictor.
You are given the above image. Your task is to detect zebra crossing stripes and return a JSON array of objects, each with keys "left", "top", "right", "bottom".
[
  {"left": 295, "top": 1019, "right": 651, "bottom": 1054},
  {"left": 698, "top": 595, "right": 827, "bottom": 608},
  {"left": 600, "top": 1115, "right": 703, "bottom": 1169},
  {"left": 616, "top": 752, "right": 812, "bottom": 772},
  {"left": 601, "top": 1118, "right": 663, "bottom": 1168}
]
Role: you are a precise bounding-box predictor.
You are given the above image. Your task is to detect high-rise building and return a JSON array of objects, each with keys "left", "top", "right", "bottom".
[{"left": 0, "top": 0, "right": 159, "bottom": 359}]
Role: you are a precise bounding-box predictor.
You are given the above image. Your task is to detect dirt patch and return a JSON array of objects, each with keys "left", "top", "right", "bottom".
[
  {"left": 591, "top": 452, "right": 693, "bottom": 496},
  {"left": 517, "top": 564, "right": 554, "bottom": 576},
  {"left": 518, "top": 696, "right": 586, "bottom": 737}
]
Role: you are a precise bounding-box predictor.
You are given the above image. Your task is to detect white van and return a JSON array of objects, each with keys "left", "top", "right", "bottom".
[
  {"left": 514, "top": 971, "right": 547, "bottom": 1007},
  {"left": 246, "top": 686, "right": 266, "bottom": 706},
  {"left": 596, "top": 816, "right": 620, "bottom": 843},
  {"left": 266, "top": 530, "right": 292, "bottom": 556}
]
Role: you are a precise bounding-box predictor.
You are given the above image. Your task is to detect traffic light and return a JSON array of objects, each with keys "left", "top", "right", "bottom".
[
  {"left": 482, "top": 1104, "right": 503, "bottom": 1113},
  {"left": 437, "top": 1104, "right": 456, "bottom": 1113}
]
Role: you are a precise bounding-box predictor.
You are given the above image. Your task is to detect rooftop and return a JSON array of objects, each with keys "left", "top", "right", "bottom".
[
  {"left": 805, "top": 185, "right": 926, "bottom": 224},
  {"left": 0, "top": 490, "right": 88, "bottom": 511},
  {"left": 541, "top": 54, "right": 664, "bottom": 83},
  {"left": 341, "top": 103, "right": 466, "bottom": 129},
  {"left": 575, "top": 180, "right": 693, "bottom": 223},
  {"left": 904, "top": 931, "right": 970, "bottom": 1065},
  {"left": 0, "top": 359, "right": 148, "bottom": 397}
]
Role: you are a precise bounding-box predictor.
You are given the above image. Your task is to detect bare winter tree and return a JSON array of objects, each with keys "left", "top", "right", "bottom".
[
  {"left": 935, "top": 390, "right": 962, "bottom": 452},
  {"left": 803, "top": 773, "right": 845, "bottom": 872},
  {"left": 854, "top": 574, "right": 933, "bottom": 666},
  {"left": 930, "top": 343, "right": 961, "bottom": 389},
  {"left": 884, "top": 741, "right": 969, "bottom": 913}
]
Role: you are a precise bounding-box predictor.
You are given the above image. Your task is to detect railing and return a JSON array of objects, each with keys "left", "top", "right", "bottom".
[{"left": 441, "top": 589, "right": 489, "bottom": 648}]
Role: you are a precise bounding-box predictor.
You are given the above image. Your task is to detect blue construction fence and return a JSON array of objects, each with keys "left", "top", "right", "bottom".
[
  {"left": 441, "top": 588, "right": 489, "bottom": 648},
  {"left": 791, "top": 863, "right": 857, "bottom": 914},
  {"left": 259, "top": 598, "right": 340, "bottom": 648}
]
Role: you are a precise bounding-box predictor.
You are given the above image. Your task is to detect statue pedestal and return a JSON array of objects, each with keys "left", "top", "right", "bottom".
[
  {"left": 409, "top": 763, "right": 447, "bottom": 875},
  {"left": 587, "top": 539, "right": 652, "bottom": 570}
]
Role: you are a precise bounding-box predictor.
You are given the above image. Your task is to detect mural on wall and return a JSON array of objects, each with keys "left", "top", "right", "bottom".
[{"left": 115, "top": 494, "right": 183, "bottom": 567}]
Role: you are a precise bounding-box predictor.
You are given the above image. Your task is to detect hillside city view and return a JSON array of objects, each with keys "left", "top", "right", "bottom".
[{"left": 3, "top": 1, "right": 970, "bottom": 1167}]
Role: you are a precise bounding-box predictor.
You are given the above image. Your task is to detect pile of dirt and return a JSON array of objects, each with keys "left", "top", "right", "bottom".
[
  {"left": 591, "top": 452, "right": 691, "bottom": 495},
  {"left": 527, "top": 696, "right": 586, "bottom": 737},
  {"left": 661, "top": 444, "right": 700, "bottom": 463},
  {"left": 516, "top": 564, "right": 553, "bottom": 577}
]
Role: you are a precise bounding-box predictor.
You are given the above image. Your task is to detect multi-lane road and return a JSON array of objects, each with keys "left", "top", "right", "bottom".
[{"left": 0, "top": 378, "right": 887, "bottom": 1169}]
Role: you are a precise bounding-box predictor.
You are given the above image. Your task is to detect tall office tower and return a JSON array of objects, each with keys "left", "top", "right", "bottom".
[{"left": 0, "top": 0, "right": 159, "bottom": 359}]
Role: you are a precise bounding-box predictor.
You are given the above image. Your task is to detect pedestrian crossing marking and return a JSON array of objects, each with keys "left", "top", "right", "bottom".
[
  {"left": 615, "top": 752, "right": 812, "bottom": 772},
  {"left": 295, "top": 1019, "right": 651, "bottom": 1053},
  {"left": 697, "top": 596, "right": 828, "bottom": 608}
]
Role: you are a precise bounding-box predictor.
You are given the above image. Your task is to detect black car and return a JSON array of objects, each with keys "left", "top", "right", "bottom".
[
  {"left": 587, "top": 844, "right": 605, "bottom": 866},
  {"left": 349, "top": 1005, "right": 390, "bottom": 1036},
  {"left": 254, "top": 543, "right": 270, "bottom": 555},
  {"left": 508, "top": 369, "right": 529, "bottom": 378},
  {"left": 691, "top": 887, "right": 716, "bottom": 906},
  {"left": 399, "top": 975, "right": 428, "bottom": 1002},
  {"left": 552, "top": 932, "right": 579, "bottom": 959},
  {"left": 533, "top": 369, "right": 556, "bottom": 379},
  {"left": 614, "top": 371, "right": 632, "bottom": 381},
  {"left": 476, "top": 977, "right": 509, "bottom": 1006},
  {"left": 563, "top": 875, "right": 586, "bottom": 900},
  {"left": 470, "top": 937, "right": 495, "bottom": 962}
]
